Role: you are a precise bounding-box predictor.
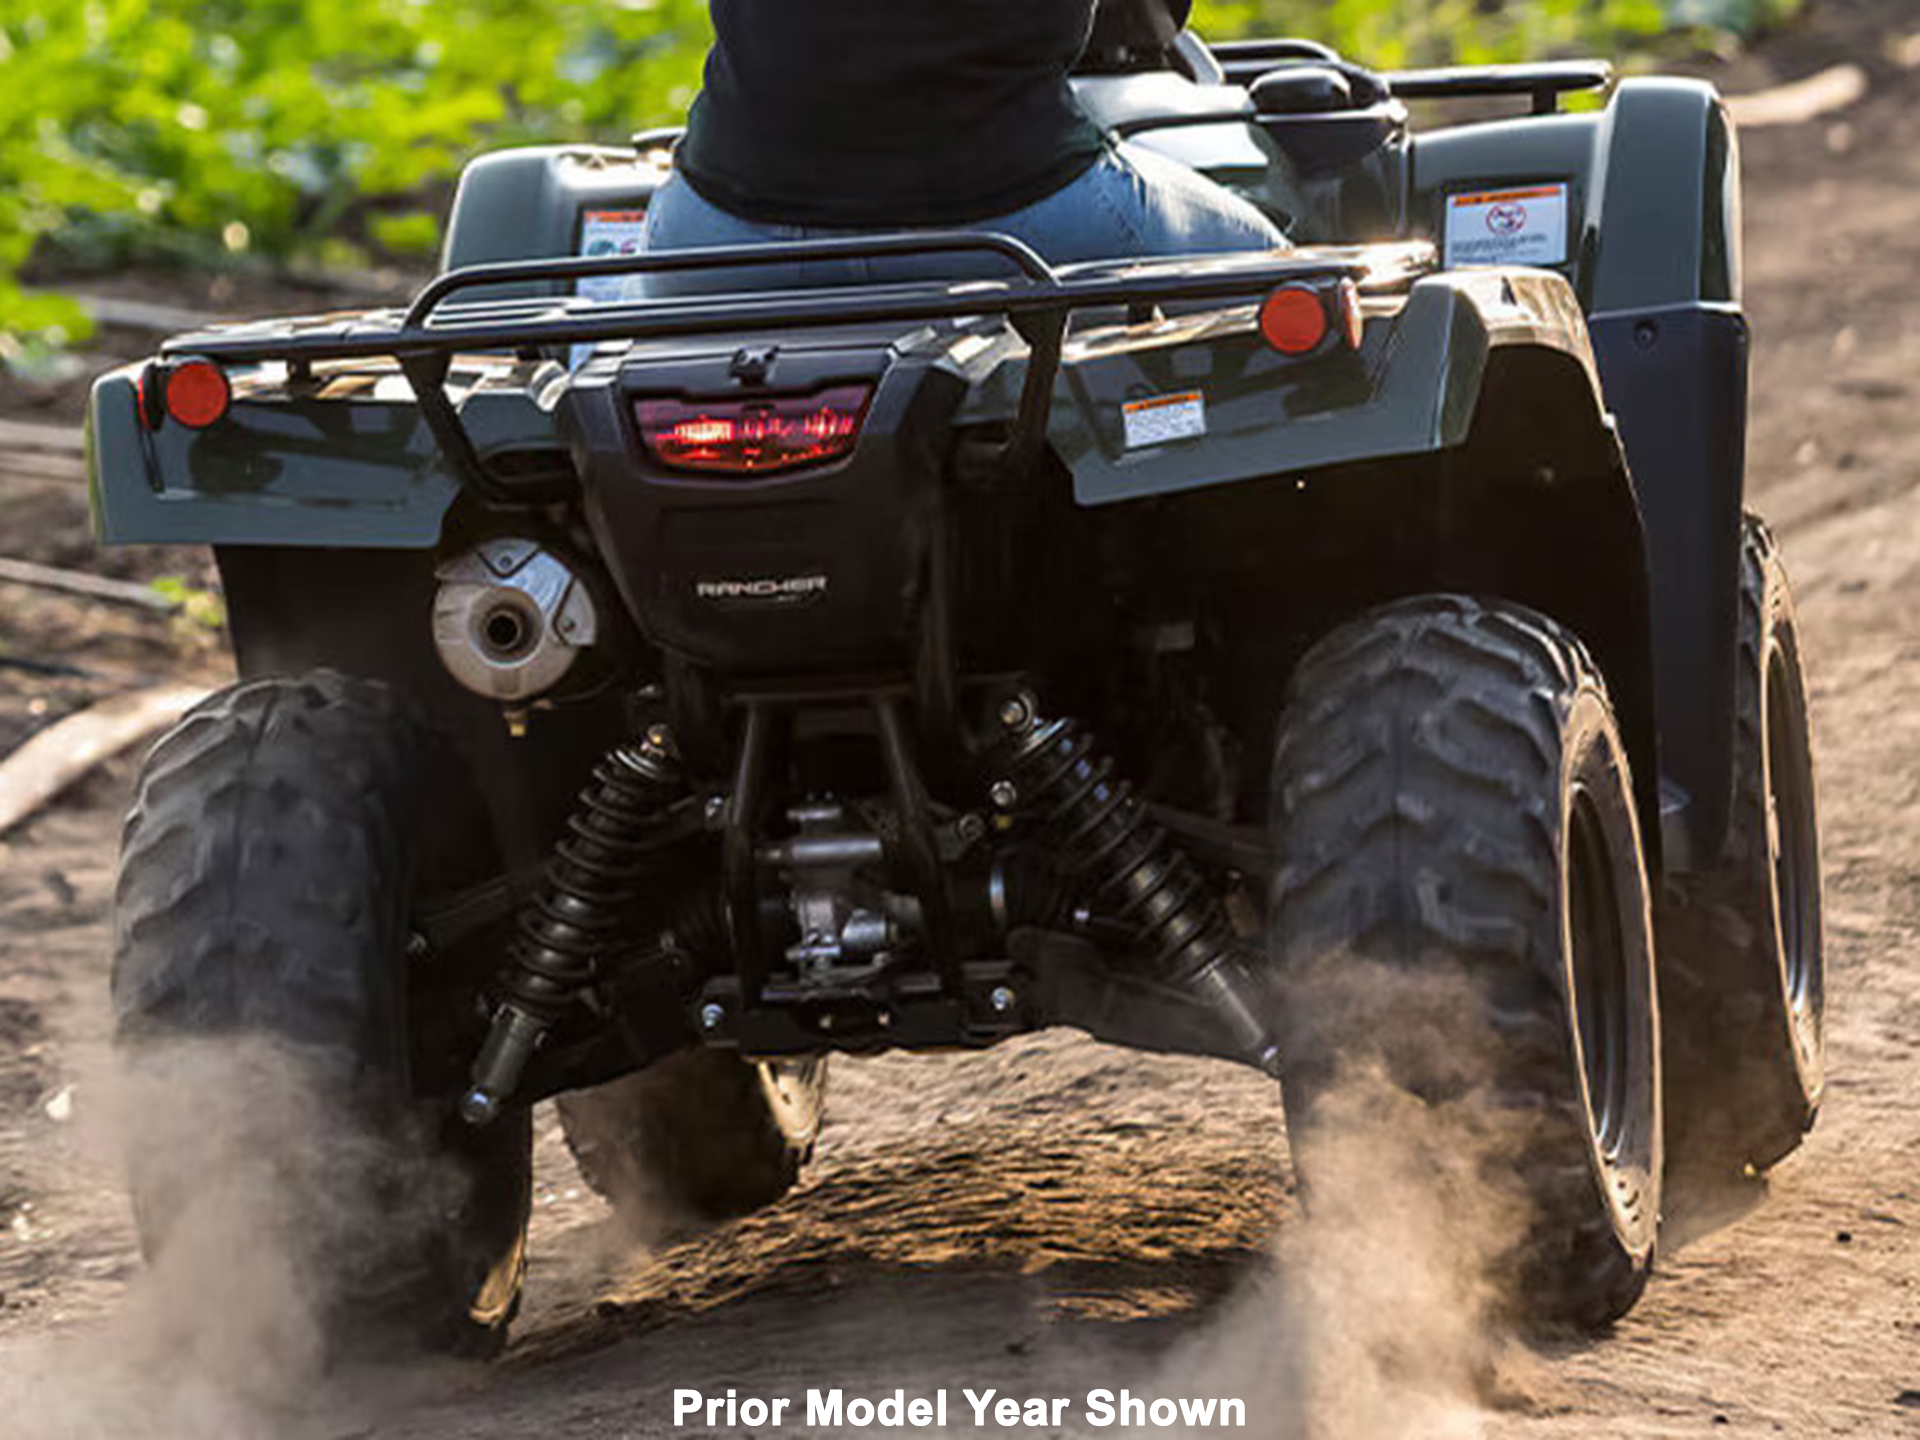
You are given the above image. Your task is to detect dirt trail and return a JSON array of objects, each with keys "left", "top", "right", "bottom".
[{"left": 4, "top": 3, "right": 1920, "bottom": 1435}]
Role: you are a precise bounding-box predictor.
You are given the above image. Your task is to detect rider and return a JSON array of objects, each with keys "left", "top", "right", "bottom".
[{"left": 644, "top": 0, "right": 1286, "bottom": 291}]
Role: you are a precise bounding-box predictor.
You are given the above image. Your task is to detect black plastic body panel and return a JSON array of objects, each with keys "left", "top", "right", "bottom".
[
  {"left": 1589, "top": 303, "right": 1748, "bottom": 861},
  {"left": 1405, "top": 78, "right": 1747, "bottom": 869},
  {"left": 439, "top": 145, "right": 664, "bottom": 301},
  {"left": 562, "top": 336, "right": 965, "bottom": 676}
]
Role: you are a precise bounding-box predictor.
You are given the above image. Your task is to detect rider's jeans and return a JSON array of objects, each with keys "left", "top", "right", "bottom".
[{"left": 637, "top": 141, "right": 1287, "bottom": 295}]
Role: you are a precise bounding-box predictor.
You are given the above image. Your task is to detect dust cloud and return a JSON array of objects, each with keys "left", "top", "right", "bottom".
[
  {"left": 1160, "top": 957, "right": 1542, "bottom": 1440},
  {"left": 0, "top": 1036, "right": 466, "bottom": 1439}
]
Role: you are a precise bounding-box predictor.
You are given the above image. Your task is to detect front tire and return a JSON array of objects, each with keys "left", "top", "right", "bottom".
[
  {"left": 112, "top": 672, "right": 531, "bottom": 1357},
  {"left": 1269, "top": 596, "right": 1661, "bottom": 1329},
  {"left": 1657, "top": 515, "right": 1824, "bottom": 1178}
]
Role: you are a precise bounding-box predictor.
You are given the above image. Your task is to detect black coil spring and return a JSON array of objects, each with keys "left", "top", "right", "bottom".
[
  {"left": 999, "top": 716, "right": 1232, "bottom": 989},
  {"left": 499, "top": 741, "right": 688, "bottom": 1019}
]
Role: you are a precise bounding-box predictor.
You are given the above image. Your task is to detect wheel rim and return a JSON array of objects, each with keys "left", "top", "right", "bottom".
[
  {"left": 1766, "top": 641, "right": 1823, "bottom": 1041},
  {"left": 1568, "top": 786, "right": 1632, "bottom": 1159}
]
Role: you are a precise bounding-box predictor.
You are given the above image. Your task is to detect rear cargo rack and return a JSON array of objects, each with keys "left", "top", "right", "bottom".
[
  {"left": 1209, "top": 45, "right": 1613, "bottom": 114},
  {"left": 158, "top": 232, "right": 1432, "bottom": 503}
]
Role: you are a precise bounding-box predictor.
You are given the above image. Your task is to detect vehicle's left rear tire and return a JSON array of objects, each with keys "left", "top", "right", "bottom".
[{"left": 112, "top": 672, "right": 531, "bottom": 1358}]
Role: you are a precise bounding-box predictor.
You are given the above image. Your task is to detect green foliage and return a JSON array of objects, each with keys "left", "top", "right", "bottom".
[
  {"left": 1193, "top": 0, "right": 1670, "bottom": 68},
  {"left": 0, "top": 0, "right": 1792, "bottom": 349},
  {"left": 148, "top": 574, "right": 227, "bottom": 632},
  {"left": 0, "top": 0, "right": 713, "bottom": 344}
]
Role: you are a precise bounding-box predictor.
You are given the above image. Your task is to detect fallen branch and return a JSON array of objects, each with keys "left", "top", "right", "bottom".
[
  {"left": 0, "top": 556, "right": 183, "bottom": 613},
  {"left": 0, "top": 451, "right": 86, "bottom": 486},
  {"left": 0, "top": 419, "right": 88, "bottom": 486},
  {"left": 1727, "top": 64, "right": 1868, "bottom": 129},
  {"left": 0, "top": 419, "right": 83, "bottom": 458},
  {"left": 0, "top": 685, "right": 210, "bottom": 836},
  {"left": 77, "top": 293, "right": 227, "bottom": 336}
]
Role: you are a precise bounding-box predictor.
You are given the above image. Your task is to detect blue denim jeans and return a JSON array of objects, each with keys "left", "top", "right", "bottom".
[{"left": 638, "top": 141, "right": 1286, "bottom": 296}]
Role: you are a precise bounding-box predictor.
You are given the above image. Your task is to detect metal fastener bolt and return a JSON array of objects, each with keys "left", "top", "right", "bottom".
[
  {"left": 998, "top": 695, "right": 1034, "bottom": 731},
  {"left": 956, "top": 812, "right": 987, "bottom": 843},
  {"left": 990, "top": 985, "right": 1017, "bottom": 1014},
  {"left": 699, "top": 1002, "right": 726, "bottom": 1031},
  {"left": 645, "top": 723, "right": 673, "bottom": 752},
  {"left": 704, "top": 794, "right": 727, "bottom": 825},
  {"left": 989, "top": 780, "right": 1019, "bottom": 810}
]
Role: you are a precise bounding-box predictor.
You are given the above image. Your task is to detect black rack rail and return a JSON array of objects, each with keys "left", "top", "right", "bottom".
[{"left": 1208, "top": 45, "right": 1613, "bottom": 114}]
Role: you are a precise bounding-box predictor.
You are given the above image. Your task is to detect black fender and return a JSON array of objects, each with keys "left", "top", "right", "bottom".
[
  {"left": 1043, "top": 267, "right": 1662, "bottom": 866},
  {"left": 1584, "top": 81, "right": 1747, "bottom": 873},
  {"left": 1405, "top": 77, "right": 1747, "bottom": 868}
]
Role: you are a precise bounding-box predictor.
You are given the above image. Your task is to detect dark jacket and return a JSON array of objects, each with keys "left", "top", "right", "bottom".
[{"left": 675, "top": 0, "right": 1108, "bottom": 227}]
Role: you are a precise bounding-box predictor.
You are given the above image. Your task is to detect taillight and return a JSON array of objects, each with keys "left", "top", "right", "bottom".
[
  {"left": 160, "top": 357, "right": 232, "bottom": 428},
  {"left": 635, "top": 384, "right": 873, "bottom": 475}
]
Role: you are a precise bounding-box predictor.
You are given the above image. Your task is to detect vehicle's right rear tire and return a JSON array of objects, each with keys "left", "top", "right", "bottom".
[
  {"left": 1269, "top": 596, "right": 1661, "bottom": 1330},
  {"left": 556, "top": 1050, "right": 824, "bottom": 1231}
]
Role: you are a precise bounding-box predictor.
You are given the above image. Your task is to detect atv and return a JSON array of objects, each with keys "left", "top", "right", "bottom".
[{"left": 88, "top": 21, "right": 1824, "bottom": 1352}]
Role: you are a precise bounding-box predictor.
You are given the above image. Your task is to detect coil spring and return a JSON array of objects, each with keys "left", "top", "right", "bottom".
[
  {"left": 995, "top": 703, "right": 1281, "bottom": 1074},
  {"left": 998, "top": 716, "right": 1225, "bottom": 986},
  {"left": 499, "top": 736, "right": 689, "bottom": 1019}
]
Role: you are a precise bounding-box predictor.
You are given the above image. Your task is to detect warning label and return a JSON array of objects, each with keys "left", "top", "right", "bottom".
[
  {"left": 1122, "top": 391, "right": 1207, "bottom": 450},
  {"left": 576, "top": 209, "right": 649, "bottom": 302},
  {"left": 571, "top": 209, "right": 649, "bottom": 366},
  {"left": 1444, "top": 184, "right": 1570, "bottom": 269}
]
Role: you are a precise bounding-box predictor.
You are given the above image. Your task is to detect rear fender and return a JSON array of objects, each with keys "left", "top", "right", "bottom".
[
  {"left": 1410, "top": 78, "right": 1747, "bottom": 867},
  {"left": 1047, "top": 270, "right": 1662, "bottom": 866},
  {"left": 85, "top": 363, "right": 561, "bottom": 548},
  {"left": 1048, "top": 265, "right": 1603, "bottom": 508}
]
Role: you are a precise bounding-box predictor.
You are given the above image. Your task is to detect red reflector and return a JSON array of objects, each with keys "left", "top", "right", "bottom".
[
  {"left": 1258, "top": 285, "right": 1330, "bottom": 355},
  {"left": 635, "top": 384, "right": 873, "bottom": 475},
  {"left": 163, "top": 359, "right": 232, "bottom": 428}
]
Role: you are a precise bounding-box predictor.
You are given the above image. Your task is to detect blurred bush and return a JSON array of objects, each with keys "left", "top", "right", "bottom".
[
  {"left": 0, "top": 0, "right": 1795, "bottom": 347},
  {"left": 0, "top": 0, "right": 712, "bottom": 343},
  {"left": 1200, "top": 0, "right": 1668, "bottom": 68}
]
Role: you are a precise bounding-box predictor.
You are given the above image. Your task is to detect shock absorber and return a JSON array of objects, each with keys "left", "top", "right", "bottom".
[
  {"left": 460, "top": 727, "right": 691, "bottom": 1125},
  {"left": 989, "top": 695, "right": 1282, "bottom": 1077}
]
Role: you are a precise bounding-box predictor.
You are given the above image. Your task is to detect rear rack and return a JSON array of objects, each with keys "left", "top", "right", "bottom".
[
  {"left": 158, "top": 232, "right": 1432, "bottom": 503},
  {"left": 1208, "top": 45, "right": 1613, "bottom": 114}
]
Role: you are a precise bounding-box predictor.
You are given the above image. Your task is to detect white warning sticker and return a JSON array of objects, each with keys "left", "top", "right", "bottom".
[
  {"left": 572, "top": 209, "right": 649, "bottom": 368},
  {"left": 1444, "top": 184, "right": 1570, "bottom": 269},
  {"left": 576, "top": 209, "right": 649, "bottom": 301},
  {"left": 1122, "top": 391, "right": 1207, "bottom": 450}
]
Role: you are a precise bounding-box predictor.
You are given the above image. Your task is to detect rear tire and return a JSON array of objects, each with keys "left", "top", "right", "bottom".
[
  {"left": 112, "top": 671, "right": 531, "bottom": 1357},
  {"left": 1269, "top": 596, "right": 1661, "bottom": 1329},
  {"left": 1657, "top": 515, "right": 1824, "bottom": 1178},
  {"left": 557, "top": 1050, "right": 824, "bottom": 1231}
]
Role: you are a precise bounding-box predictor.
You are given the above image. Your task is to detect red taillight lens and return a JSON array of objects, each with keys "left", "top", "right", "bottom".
[
  {"left": 635, "top": 384, "right": 873, "bottom": 475},
  {"left": 1259, "top": 285, "right": 1330, "bottom": 355},
  {"left": 162, "top": 358, "right": 232, "bottom": 428}
]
